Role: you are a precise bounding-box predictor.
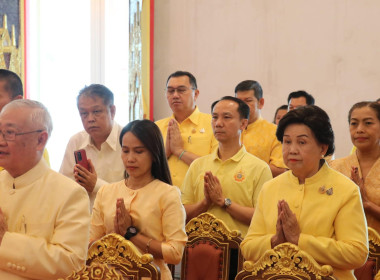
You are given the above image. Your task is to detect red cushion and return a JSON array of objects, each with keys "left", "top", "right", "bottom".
[
  {"left": 184, "top": 240, "right": 224, "bottom": 280},
  {"left": 354, "top": 258, "right": 376, "bottom": 280}
]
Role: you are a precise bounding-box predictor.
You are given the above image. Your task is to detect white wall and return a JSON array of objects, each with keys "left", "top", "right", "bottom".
[{"left": 153, "top": 0, "right": 380, "bottom": 158}]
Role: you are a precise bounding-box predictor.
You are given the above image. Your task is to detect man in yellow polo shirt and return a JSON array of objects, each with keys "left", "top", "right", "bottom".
[
  {"left": 235, "top": 80, "right": 287, "bottom": 177},
  {"left": 182, "top": 96, "right": 272, "bottom": 237},
  {"left": 0, "top": 69, "right": 50, "bottom": 172},
  {"left": 156, "top": 71, "right": 217, "bottom": 189}
]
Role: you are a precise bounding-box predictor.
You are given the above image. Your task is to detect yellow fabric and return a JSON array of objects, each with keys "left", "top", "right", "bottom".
[
  {"left": 330, "top": 153, "right": 380, "bottom": 232},
  {"left": 181, "top": 146, "right": 272, "bottom": 237},
  {"left": 156, "top": 107, "right": 218, "bottom": 188},
  {"left": 241, "top": 162, "right": 368, "bottom": 280},
  {"left": 59, "top": 122, "right": 125, "bottom": 209},
  {"left": 90, "top": 179, "right": 187, "bottom": 280},
  {"left": 241, "top": 117, "right": 286, "bottom": 168},
  {"left": 0, "top": 159, "right": 90, "bottom": 280},
  {"left": 0, "top": 148, "right": 50, "bottom": 172}
]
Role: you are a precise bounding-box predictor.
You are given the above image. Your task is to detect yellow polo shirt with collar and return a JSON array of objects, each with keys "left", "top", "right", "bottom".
[
  {"left": 241, "top": 117, "right": 286, "bottom": 169},
  {"left": 181, "top": 146, "right": 272, "bottom": 237},
  {"left": 156, "top": 107, "right": 218, "bottom": 189}
]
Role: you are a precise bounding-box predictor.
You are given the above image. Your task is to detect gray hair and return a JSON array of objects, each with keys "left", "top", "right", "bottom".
[{"left": 2, "top": 99, "right": 53, "bottom": 137}]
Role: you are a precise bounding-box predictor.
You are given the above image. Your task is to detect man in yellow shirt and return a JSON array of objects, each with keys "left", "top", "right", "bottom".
[
  {"left": 0, "top": 69, "right": 50, "bottom": 171},
  {"left": 182, "top": 96, "right": 272, "bottom": 237},
  {"left": 156, "top": 71, "right": 217, "bottom": 189},
  {"left": 0, "top": 100, "right": 90, "bottom": 279},
  {"left": 235, "top": 80, "right": 287, "bottom": 177},
  {"left": 287, "top": 90, "right": 315, "bottom": 111}
]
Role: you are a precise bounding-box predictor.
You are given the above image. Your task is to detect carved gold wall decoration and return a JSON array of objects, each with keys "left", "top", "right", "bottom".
[{"left": 235, "top": 243, "right": 336, "bottom": 280}]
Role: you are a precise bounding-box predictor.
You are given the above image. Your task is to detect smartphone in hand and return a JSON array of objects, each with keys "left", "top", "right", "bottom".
[{"left": 74, "top": 149, "right": 90, "bottom": 171}]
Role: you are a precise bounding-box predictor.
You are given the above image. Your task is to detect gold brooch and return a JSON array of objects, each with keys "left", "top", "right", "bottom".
[
  {"left": 319, "top": 186, "right": 326, "bottom": 194},
  {"left": 319, "top": 185, "right": 333, "bottom": 196}
]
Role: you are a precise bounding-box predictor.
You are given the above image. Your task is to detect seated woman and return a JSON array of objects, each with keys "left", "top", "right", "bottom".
[
  {"left": 331, "top": 101, "right": 380, "bottom": 232},
  {"left": 241, "top": 106, "right": 368, "bottom": 280},
  {"left": 90, "top": 119, "right": 187, "bottom": 280}
]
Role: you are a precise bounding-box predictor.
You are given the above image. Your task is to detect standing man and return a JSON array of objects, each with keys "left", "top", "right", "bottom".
[
  {"left": 156, "top": 71, "right": 217, "bottom": 189},
  {"left": 235, "top": 80, "right": 287, "bottom": 177},
  {"left": 182, "top": 96, "right": 272, "bottom": 237},
  {"left": 287, "top": 90, "right": 315, "bottom": 111},
  {"left": 60, "top": 84, "right": 124, "bottom": 208},
  {"left": 0, "top": 100, "right": 90, "bottom": 279}
]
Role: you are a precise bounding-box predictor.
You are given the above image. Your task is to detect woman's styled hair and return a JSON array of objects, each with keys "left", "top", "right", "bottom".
[
  {"left": 276, "top": 105, "right": 335, "bottom": 156},
  {"left": 119, "top": 119, "right": 172, "bottom": 185},
  {"left": 348, "top": 101, "right": 380, "bottom": 122}
]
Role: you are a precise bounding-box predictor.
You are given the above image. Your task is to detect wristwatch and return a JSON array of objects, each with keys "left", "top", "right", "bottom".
[
  {"left": 224, "top": 198, "right": 232, "bottom": 208},
  {"left": 124, "top": 226, "right": 139, "bottom": 240}
]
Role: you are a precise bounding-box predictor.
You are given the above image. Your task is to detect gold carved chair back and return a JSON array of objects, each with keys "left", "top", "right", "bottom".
[
  {"left": 235, "top": 243, "right": 337, "bottom": 280},
  {"left": 181, "top": 212, "right": 243, "bottom": 280},
  {"left": 59, "top": 262, "right": 124, "bottom": 280},
  {"left": 87, "top": 233, "right": 160, "bottom": 280}
]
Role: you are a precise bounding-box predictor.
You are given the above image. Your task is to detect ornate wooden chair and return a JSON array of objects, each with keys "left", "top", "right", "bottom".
[
  {"left": 181, "top": 212, "right": 243, "bottom": 280},
  {"left": 369, "top": 227, "right": 380, "bottom": 274},
  {"left": 87, "top": 233, "right": 160, "bottom": 280},
  {"left": 234, "top": 243, "right": 337, "bottom": 280},
  {"left": 59, "top": 262, "right": 124, "bottom": 280}
]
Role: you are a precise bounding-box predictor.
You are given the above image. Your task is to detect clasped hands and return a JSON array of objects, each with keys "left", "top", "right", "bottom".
[
  {"left": 271, "top": 200, "right": 300, "bottom": 248},
  {"left": 74, "top": 159, "right": 97, "bottom": 193},
  {"left": 165, "top": 119, "right": 184, "bottom": 159},
  {"left": 114, "top": 198, "right": 132, "bottom": 236},
  {"left": 203, "top": 171, "right": 225, "bottom": 208}
]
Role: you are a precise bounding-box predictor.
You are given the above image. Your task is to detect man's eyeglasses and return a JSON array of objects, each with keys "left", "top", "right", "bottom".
[
  {"left": 165, "top": 86, "right": 195, "bottom": 96},
  {"left": 0, "top": 129, "right": 44, "bottom": 141}
]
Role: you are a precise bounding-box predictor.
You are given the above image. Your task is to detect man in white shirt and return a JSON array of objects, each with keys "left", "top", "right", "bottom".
[
  {"left": 60, "top": 84, "right": 125, "bottom": 208},
  {"left": 0, "top": 100, "right": 90, "bottom": 280}
]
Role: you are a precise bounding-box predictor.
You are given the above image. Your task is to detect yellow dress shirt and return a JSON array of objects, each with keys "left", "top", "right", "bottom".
[
  {"left": 0, "top": 159, "right": 90, "bottom": 280},
  {"left": 181, "top": 146, "right": 272, "bottom": 237},
  {"left": 241, "top": 163, "right": 368, "bottom": 280},
  {"left": 156, "top": 107, "right": 218, "bottom": 189},
  {"left": 241, "top": 117, "right": 286, "bottom": 168},
  {"left": 330, "top": 153, "right": 380, "bottom": 232},
  {"left": 90, "top": 179, "right": 187, "bottom": 280}
]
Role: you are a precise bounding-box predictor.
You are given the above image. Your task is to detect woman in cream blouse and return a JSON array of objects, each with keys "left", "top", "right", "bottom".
[{"left": 90, "top": 120, "right": 187, "bottom": 280}]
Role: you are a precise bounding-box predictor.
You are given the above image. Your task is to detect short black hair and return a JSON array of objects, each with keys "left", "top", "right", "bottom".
[
  {"left": 211, "top": 96, "right": 250, "bottom": 120},
  {"left": 119, "top": 120, "right": 172, "bottom": 185},
  {"left": 273, "top": 104, "right": 288, "bottom": 124},
  {"left": 287, "top": 90, "right": 315, "bottom": 105},
  {"left": 0, "top": 69, "right": 23, "bottom": 98},
  {"left": 348, "top": 101, "right": 380, "bottom": 122},
  {"left": 77, "top": 84, "right": 114, "bottom": 107},
  {"left": 234, "top": 80, "right": 263, "bottom": 100},
  {"left": 276, "top": 105, "right": 335, "bottom": 156},
  {"left": 166, "top": 71, "right": 197, "bottom": 89}
]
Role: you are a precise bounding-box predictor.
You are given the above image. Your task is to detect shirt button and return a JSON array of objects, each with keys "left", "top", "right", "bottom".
[
  {"left": 295, "top": 205, "right": 299, "bottom": 208},
  {"left": 21, "top": 266, "right": 26, "bottom": 272},
  {"left": 7, "top": 262, "right": 12, "bottom": 268},
  {"left": 16, "top": 266, "right": 21, "bottom": 271},
  {"left": 12, "top": 264, "right": 16, "bottom": 269},
  {"left": 299, "top": 188, "right": 303, "bottom": 191},
  {"left": 9, "top": 189, "right": 15, "bottom": 195}
]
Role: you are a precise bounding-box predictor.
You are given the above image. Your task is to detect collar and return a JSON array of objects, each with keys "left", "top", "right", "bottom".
[
  {"left": 3, "top": 159, "right": 49, "bottom": 190},
  {"left": 171, "top": 106, "right": 201, "bottom": 126},
  {"left": 288, "top": 160, "right": 329, "bottom": 185},
  {"left": 79, "top": 122, "right": 120, "bottom": 151},
  {"left": 211, "top": 145, "right": 247, "bottom": 162}
]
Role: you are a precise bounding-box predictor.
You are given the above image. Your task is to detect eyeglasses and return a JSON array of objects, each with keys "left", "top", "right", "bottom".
[
  {"left": 0, "top": 129, "right": 44, "bottom": 141},
  {"left": 165, "top": 86, "right": 195, "bottom": 96}
]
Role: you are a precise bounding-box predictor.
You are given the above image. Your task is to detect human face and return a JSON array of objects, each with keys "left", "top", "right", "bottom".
[
  {"left": 212, "top": 100, "right": 248, "bottom": 144},
  {"left": 166, "top": 76, "right": 199, "bottom": 116},
  {"left": 0, "top": 107, "right": 45, "bottom": 177},
  {"left": 349, "top": 107, "right": 380, "bottom": 152},
  {"left": 236, "top": 90, "right": 264, "bottom": 124},
  {"left": 288, "top": 97, "right": 307, "bottom": 111},
  {"left": 282, "top": 123, "right": 328, "bottom": 183},
  {"left": 0, "top": 81, "right": 13, "bottom": 112},
  {"left": 121, "top": 131, "right": 153, "bottom": 182},
  {"left": 78, "top": 95, "right": 115, "bottom": 144},
  {"left": 275, "top": 109, "right": 287, "bottom": 125}
]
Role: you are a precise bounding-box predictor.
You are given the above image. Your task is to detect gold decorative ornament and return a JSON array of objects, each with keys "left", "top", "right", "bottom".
[{"left": 59, "top": 262, "right": 124, "bottom": 280}]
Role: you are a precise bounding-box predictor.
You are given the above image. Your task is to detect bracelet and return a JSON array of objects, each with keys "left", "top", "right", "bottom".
[
  {"left": 146, "top": 238, "right": 153, "bottom": 253},
  {"left": 178, "top": 150, "right": 186, "bottom": 160}
]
